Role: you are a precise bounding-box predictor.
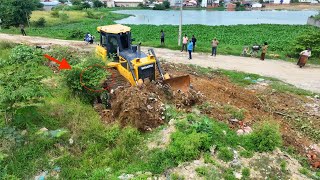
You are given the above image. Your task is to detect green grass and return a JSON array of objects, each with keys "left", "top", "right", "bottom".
[{"left": 0, "top": 43, "right": 315, "bottom": 179}]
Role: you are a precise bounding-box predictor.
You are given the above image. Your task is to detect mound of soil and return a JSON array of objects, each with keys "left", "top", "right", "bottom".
[{"left": 96, "top": 81, "right": 204, "bottom": 131}]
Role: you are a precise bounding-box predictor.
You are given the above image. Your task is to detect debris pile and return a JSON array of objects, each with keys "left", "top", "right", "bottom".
[
  {"left": 111, "top": 85, "right": 165, "bottom": 131},
  {"left": 95, "top": 80, "right": 204, "bottom": 131}
]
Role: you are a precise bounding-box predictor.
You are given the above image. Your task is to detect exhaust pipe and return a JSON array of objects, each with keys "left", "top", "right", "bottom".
[{"left": 137, "top": 42, "right": 141, "bottom": 58}]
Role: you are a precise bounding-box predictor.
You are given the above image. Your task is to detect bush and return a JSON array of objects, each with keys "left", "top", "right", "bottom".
[
  {"left": 71, "top": 0, "right": 82, "bottom": 5},
  {"left": 138, "top": 2, "right": 149, "bottom": 9},
  {"left": 9, "top": 45, "right": 43, "bottom": 65},
  {"left": 33, "top": 17, "right": 46, "bottom": 27},
  {"left": 217, "top": 147, "right": 234, "bottom": 162},
  {"left": 244, "top": 122, "right": 282, "bottom": 152},
  {"left": 167, "top": 131, "right": 210, "bottom": 162},
  {"left": 82, "top": 2, "right": 91, "bottom": 9},
  {"left": 68, "top": 29, "right": 86, "bottom": 39},
  {"left": 242, "top": 168, "right": 250, "bottom": 178},
  {"left": 59, "top": 12, "right": 69, "bottom": 21},
  {"left": 63, "top": 56, "right": 110, "bottom": 103},
  {"left": 50, "top": 10, "right": 59, "bottom": 18},
  {"left": 153, "top": 4, "right": 166, "bottom": 10}
]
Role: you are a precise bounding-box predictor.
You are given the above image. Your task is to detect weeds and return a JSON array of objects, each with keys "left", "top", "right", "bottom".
[
  {"left": 224, "top": 105, "right": 246, "bottom": 120},
  {"left": 239, "top": 150, "right": 254, "bottom": 158},
  {"left": 241, "top": 168, "right": 250, "bottom": 179},
  {"left": 217, "top": 147, "right": 234, "bottom": 162},
  {"left": 243, "top": 122, "right": 282, "bottom": 152},
  {"left": 280, "top": 160, "right": 287, "bottom": 173},
  {"left": 170, "top": 173, "right": 185, "bottom": 180},
  {"left": 195, "top": 166, "right": 210, "bottom": 177}
]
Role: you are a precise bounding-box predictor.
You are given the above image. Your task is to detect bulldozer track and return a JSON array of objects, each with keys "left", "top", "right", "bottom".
[{"left": 103, "top": 68, "right": 131, "bottom": 91}]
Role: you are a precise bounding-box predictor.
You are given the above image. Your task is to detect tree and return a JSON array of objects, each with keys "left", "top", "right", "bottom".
[
  {"left": 0, "top": 0, "right": 40, "bottom": 28},
  {"left": 163, "top": 0, "right": 170, "bottom": 9},
  {"left": 71, "top": 0, "right": 82, "bottom": 5},
  {"left": 93, "top": 0, "right": 104, "bottom": 8},
  {"left": 292, "top": 30, "right": 320, "bottom": 58},
  {"left": 0, "top": 45, "right": 49, "bottom": 122}
]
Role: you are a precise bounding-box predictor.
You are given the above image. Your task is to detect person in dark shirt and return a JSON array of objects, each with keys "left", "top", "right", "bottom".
[
  {"left": 20, "top": 24, "right": 27, "bottom": 36},
  {"left": 160, "top": 30, "right": 165, "bottom": 46},
  {"left": 191, "top": 35, "right": 197, "bottom": 52}
]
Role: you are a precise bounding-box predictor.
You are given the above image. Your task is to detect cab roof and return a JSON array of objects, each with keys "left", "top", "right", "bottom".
[{"left": 97, "top": 24, "right": 131, "bottom": 34}]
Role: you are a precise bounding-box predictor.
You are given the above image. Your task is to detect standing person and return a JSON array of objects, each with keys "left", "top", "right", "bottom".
[
  {"left": 160, "top": 30, "right": 165, "bottom": 46},
  {"left": 19, "top": 24, "right": 27, "bottom": 36},
  {"left": 211, "top": 38, "right": 219, "bottom": 56},
  {"left": 297, "top": 48, "right": 311, "bottom": 68},
  {"left": 260, "top": 42, "right": 268, "bottom": 61},
  {"left": 187, "top": 40, "right": 193, "bottom": 60},
  {"left": 191, "top": 35, "right": 197, "bottom": 52},
  {"left": 181, "top": 34, "right": 188, "bottom": 52}
]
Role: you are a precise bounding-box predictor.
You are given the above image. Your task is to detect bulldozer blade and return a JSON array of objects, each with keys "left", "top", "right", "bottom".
[{"left": 163, "top": 75, "right": 191, "bottom": 92}]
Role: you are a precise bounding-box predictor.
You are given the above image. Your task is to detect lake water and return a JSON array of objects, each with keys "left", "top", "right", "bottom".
[{"left": 113, "top": 10, "right": 318, "bottom": 25}]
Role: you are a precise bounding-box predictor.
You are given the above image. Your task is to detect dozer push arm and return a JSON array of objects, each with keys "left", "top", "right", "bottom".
[{"left": 148, "top": 48, "right": 165, "bottom": 80}]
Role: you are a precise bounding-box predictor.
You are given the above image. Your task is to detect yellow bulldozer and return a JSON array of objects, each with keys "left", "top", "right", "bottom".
[{"left": 95, "top": 24, "right": 190, "bottom": 92}]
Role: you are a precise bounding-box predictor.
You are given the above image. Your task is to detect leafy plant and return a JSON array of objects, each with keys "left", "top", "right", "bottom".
[
  {"left": 0, "top": 45, "right": 49, "bottom": 121},
  {"left": 68, "top": 29, "right": 86, "bottom": 39},
  {"left": 244, "top": 122, "right": 282, "bottom": 152},
  {"left": 195, "top": 166, "right": 210, "bottom": 177},
  {"left": 242, "top": 167, "right": 250, "bottom": 178},
  {"left": 59, "top": 12, "right": 69, "bottom": 21},
  {"left": 167, "top": 131, "right": 209, "bottom": 162},
  {"left": 217, "top": 147, "right": 234, "bottom": 162},
  {"left": 63, "top": 56, "right": 110, "bottom": 103},
  {"left": 239, "top": 150, "right": 254, "bottom": 158},
  {"left": 280, "top": 160, "right": 287, "bottom": 173},
  {"left": 33, "top": 17, "right": 46, "bottom": 27},
  {"left": 50, "top": 10, "right": 59, "bottom": 18},
  {"left": 292, "top": 29, "right": 320, "bottom": 58}
]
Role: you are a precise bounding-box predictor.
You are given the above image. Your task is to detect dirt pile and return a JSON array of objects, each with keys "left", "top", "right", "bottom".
[{"left": 97, "top": 81, "right": 203, "bottom": 131}]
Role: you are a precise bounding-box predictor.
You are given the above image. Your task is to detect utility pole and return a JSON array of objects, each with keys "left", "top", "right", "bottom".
[{"left": 178, "top": 0, "right": 183, "bottom": 46}]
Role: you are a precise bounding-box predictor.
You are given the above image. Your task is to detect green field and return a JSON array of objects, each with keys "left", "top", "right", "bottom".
[{"left": 0, "top": 9, "right": 319, "bottom": 64}]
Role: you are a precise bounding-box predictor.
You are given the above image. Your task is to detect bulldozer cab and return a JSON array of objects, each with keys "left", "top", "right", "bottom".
[
  {"left": 99, "top": 31, "right": 131, "bottom": 58},
  {"left": 96, "top": 24, "right": 133, "bottom": 61}
]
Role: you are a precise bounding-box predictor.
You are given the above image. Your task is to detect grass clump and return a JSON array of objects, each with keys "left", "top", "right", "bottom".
[
  {"left": 167, "top": 131, "right": 210, "bottom": 162},
  {"left": 239, "top": 150, "right": 254, "bottom": 158},
  {"left": 195, "top": 166, "right": 210, "bottom": 177},
  {"left": 280, "top": 160, "right": 287, "bottom": 173},
  {"left": 217, "top": 147, "right": 234, "bottom": 162},
  {"left": 244, "top": 122, "right": 282, "bottom": 152},
  {"left": 170, "top": 173, "right": 185, "bottom": 180},
  {"left": 242, "top": 167, "right": 250, "bottom": 179}
]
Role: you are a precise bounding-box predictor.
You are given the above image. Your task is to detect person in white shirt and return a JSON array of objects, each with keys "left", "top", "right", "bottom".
[
  {"left": 297, "top": 48, "right": 312, "bottom": 68},
  {"left": 181, "top": 34, "right": 188, "bottom": 52}
]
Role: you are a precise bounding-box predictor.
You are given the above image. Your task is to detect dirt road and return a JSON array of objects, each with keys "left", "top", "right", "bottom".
[{"left": 1, "top": 33, "right": 320, "bottom": 93}]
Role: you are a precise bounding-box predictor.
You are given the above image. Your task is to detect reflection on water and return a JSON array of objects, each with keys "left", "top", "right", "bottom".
[{"left": 113, "top": 10, "right": 317, "bottom": 25}]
